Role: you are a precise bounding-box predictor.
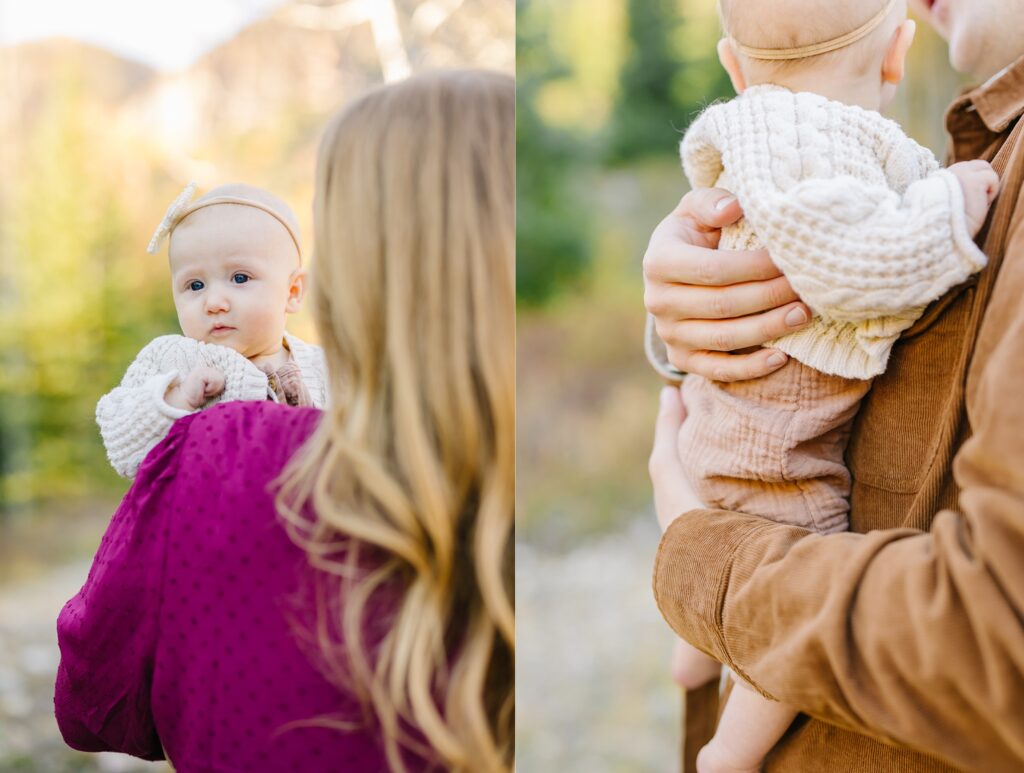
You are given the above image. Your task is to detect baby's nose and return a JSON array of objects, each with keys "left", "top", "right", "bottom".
[{"left": 205, "top": 292, "right": 230, "bottom": 312}]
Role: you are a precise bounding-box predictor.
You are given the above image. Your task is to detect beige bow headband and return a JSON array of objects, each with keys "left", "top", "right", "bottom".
[
  {"left": 146, "top": 182, "right": 303, "bottom": 261},
  {"left": 732, "top": 0, "right": 897, "bottom": 61}
]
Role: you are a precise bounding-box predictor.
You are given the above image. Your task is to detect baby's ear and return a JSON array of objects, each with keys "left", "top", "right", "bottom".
[
  {"left": 883, "top": 19, "right": 916, "bottom": 84},
  {"left": 286, "top": 268, "right": 307, "bottom": 314},
  {"left": 717, "top": 38, "right": 747, "bottom": 94}
]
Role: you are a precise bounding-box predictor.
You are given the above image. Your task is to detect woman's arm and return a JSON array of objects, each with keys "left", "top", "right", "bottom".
[{"left": 54, "top": 422, "right": 189, "bottom": 760}]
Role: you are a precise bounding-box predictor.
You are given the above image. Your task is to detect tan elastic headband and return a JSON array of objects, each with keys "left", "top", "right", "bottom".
[
  {"left": 733, "top": 0, "right": 897, "bottom": 61},
  {"left": 146, "top": 181, "right": 303, "bottom": 261}
]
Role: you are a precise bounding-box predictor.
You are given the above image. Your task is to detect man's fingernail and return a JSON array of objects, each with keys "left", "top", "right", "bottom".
[
  {"left": 715, "top": 195, "right": 737, "bottom": 211},
  {"left": 660, "top": 387, "right": 675, "bottom": 406},
  {"left": 785, "top": 307, "right": 809, "bottom": 326},
  {"left": 766, "top": 352, "right": 786, "bottom": 367}
]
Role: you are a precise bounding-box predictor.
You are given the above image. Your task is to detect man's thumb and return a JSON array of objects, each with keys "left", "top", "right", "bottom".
[{"left": 650, "top": 387, "right": 685, "bottom": 476}]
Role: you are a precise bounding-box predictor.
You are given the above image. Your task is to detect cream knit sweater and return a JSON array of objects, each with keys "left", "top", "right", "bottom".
[
  {"left": 97, "top": 333, "right": 327, "bottom": 478},
  {"left": 649, "top": 85, "right": 988, "bottom": 380}
]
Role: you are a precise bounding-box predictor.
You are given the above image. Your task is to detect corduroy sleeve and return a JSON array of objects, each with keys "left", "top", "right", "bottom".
[{"left": 653, "top": 217, "right": 1024, "bottom": 771}]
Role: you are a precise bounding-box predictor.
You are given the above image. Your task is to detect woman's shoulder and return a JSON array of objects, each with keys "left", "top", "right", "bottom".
[{"left": 139, "top": 401, "right": 322, "bottom": 485}]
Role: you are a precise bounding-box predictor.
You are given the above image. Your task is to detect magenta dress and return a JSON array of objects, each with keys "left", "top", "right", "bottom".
[{"left": 55, "top": 401, "right": 409, "bottom": 772}]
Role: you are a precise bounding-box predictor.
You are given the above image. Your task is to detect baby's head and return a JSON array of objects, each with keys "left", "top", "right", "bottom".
[
  {"left": 165, "top": 184, "right": 306, "bottom": 359},
  {"left": 717, "top": 0, "right": 917, "bottom": 110}
]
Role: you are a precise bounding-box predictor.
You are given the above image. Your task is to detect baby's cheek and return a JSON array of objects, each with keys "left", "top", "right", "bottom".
[{"left": 177, "top": 309, "right": 206, "bottom": 339}]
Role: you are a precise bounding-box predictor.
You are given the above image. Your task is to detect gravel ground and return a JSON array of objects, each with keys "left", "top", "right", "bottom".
[
  {"left": 517, "top": 517, "right": 683, "bottom": 772},
  {"left": 0, "top": 560, "right": 169, "bottom": 772}
]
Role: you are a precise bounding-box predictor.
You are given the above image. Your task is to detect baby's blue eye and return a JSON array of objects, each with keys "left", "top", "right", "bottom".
[
  {"left": 189, "top": 280, "right": 204, "bottom": 292},
  {"left": 232, "top": 274, "right": 249, "bottom": 284}
]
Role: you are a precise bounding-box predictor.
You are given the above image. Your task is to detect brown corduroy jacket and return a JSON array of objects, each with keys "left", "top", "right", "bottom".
[{"left": 654, "top": 58, "right": 1024, "bottom": 772}]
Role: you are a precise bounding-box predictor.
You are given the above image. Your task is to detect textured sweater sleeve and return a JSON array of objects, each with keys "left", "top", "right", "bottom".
[
  {"left": 681, "top": 96, "right": 988, "bottom": 324},
  {"left": 96, "top": 338, "right": 194, "bottom": 479},
  {"left": 738, "top": 169, "right": 987, "bottom": 323},
  {"left": 652, "top": 207, "right": 1024, "bottom": 770},
  {"left": 97, "top": 337, "right": 272, "bottom": 478}
]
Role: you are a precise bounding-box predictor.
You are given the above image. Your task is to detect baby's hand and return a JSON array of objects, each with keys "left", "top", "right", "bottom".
[
  {"left": 165, "top": 367, "right": 225, "bottom": 411},
  {"left": 950, "top": 160, "right": 999, "bottom": 237}
]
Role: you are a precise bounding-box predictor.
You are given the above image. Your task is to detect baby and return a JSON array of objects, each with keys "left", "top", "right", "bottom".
[
  {"left": 97, "top": 183, "right": 328, "bottom": 478},
  {"left": 645, "top": 1, "right": 998, "bottom": 771}
]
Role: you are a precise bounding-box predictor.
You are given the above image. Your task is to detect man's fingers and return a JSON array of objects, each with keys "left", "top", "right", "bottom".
[
  {"left": 647, "top": 275, "right": 799, "bottom": 321},
  {"left": 662, "top": 301, "right": 811, "bottom": 354},
  {"left": 646, "top": 243, "right": 780, "bottom": 287},
  {"left": 653, "top": 386, "right": 686, "bottom": 450},
  {"left": 670, "top": 348, "right": 790, "bottom": 382},
  {"left": 644, "top": 188, "right": 782, "bottom": 287},
  {"left": 673, "top": 187, "right": 744, "bottom": 231}
]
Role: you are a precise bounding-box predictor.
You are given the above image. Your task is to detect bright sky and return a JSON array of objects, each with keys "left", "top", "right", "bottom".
[{"left": 0, "top": 0, "right": 288, "bottom": 71}]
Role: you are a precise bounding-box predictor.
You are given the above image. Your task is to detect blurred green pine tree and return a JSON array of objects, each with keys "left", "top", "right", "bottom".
[
  {"left": 516, "top": 0, "right": 592, "bottom": 307},
  {"left": 0, "top": 62, "right": 171, "bottom": 511},
  {"left": 606, "top": 0, "right": 731, "bottom": 164}
]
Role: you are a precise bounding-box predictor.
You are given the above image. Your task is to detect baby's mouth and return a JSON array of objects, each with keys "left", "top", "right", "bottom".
[{"left": 210, "top": 325, "right": 236, "bottom": 335}]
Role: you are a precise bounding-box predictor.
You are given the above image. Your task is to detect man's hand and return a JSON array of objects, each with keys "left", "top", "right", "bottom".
[
  {"left": 949, "top": 160, "right": 1000, "bottom": 236},
  {"left": 649, "top": 386, "right": 703, "bottom": 532},
  {"left": 165, "top": 367, "right": 226, "bottom": 411},
  {"left": 643, "top": 188, "right": 812, "bottom": 382}
]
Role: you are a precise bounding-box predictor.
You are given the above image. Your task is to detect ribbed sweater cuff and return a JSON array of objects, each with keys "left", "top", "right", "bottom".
[{"left": 770, "top": 326, "right": 890, "bottom": 380}]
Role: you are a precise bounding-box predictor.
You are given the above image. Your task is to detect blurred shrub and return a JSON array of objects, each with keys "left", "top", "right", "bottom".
[
  {"left": 516, "top": 0, "right": 592, "bottom": 307},
  {"left": 607, "top": 0, "right": 731, "bottom": 164},
  {"left": 516, "top": 0, "right": 732, "bottom": 305},
  {"left": 0, "top": 68, "right": 175, "bottom": 509}
]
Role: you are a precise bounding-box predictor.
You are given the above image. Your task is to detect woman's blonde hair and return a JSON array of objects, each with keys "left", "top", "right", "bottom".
[{"left": 275, "top": 70, "right": 514, "bottom": 772}]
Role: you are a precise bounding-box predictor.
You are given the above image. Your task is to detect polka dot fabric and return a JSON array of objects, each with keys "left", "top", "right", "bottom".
[{"left": 55, "top": 401, "right": 405, "bottom": 772}]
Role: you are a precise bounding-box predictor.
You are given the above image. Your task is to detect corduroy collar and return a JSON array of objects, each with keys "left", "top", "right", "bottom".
[{"left": 971, "top": 54, "right": 1024, "bottom": 132}]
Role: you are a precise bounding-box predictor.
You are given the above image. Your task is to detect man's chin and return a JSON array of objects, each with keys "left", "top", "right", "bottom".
[
  {"left": 949, "top": 40, "right": 1008, "bottom": 81},
  {"left": 948, "top": 42, "right": 975, "bottom": 76}
]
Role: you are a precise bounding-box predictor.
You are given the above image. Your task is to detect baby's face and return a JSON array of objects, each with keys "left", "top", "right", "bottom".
[{"left": 168, "top": 205, "right": 303, "bottom": 359}]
